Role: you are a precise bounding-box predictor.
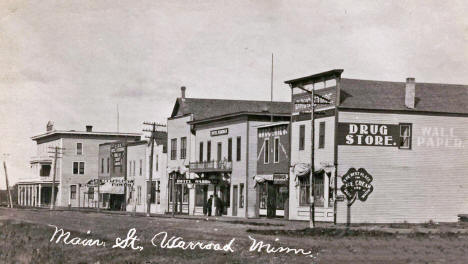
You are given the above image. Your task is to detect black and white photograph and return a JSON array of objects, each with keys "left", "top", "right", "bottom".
[{"left": 1, "top": 1, "right": 467, "bottom": 263}]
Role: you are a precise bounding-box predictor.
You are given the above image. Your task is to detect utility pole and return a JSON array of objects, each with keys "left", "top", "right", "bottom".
[
  {"left": 2, "top": 155, "right": 13, "bottom": 208},
  {"left": 143, "top": 121, "right": 166, "bottom": 217},
  {"left": 310, "top": 84, "right": 315, "bottom": 229},
  {"left": 48, "top": 146, "right": 65, "bottom": 210}
]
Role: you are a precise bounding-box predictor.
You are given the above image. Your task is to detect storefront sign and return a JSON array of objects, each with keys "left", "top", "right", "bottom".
[
  {"left": 176, "top": 179, "right": 213, "bottom": 185},
  {"left": 292, "top": 87, "right": 336, "bottom": 115},
  {"left": 273, "top": 174, "right": 288, "bottom": 184},
  {"left": 340, "top": 168, "right": 374, "bottom": 205},
  {"left": 338, "top": 123, "right": 399, "bottom": 147},
  {"left": 210, "top": 128, "right": 228, "bottom": 137}
]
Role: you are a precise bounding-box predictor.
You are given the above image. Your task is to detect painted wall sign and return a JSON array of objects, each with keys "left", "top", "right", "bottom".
[
  {"left": 210, "top": 128, "right": 229, "bottom": 137},
  {"left": 110, "top": 143, "right": 125, "bottom": 166},
  {"left": 340, "top": 168, "right": 374, "bottom": 205},
  {"left": 338, "top": 123, "right": 399, "bottom": 147},
  {"left": 258, "top": 125, "right": 288, "bottom": 138},
  {"left": 292, "top": 86, "right": 336, "bottom": 115},
  {"left": 176, "top": 179, "right": 213, "bottom": 185},
  {"left": 416, "top": 127, "right": 464, "bottom": 148}
]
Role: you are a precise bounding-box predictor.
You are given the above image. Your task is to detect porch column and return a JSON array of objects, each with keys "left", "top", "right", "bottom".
[
  {"left": 324, "top": 175, "right": 329, "bottom": 209},
  {"left": 21, "top": 186, "right": 25, "bottom": 206},
  {"left": 29, "top": 186, "right": 33, "bottom": 206},
  {"left": 32, "top": 186, "right": 36, "bottom": 207},
  {"left": 38, "top": 184, "right": 42, "bottom": 207}
]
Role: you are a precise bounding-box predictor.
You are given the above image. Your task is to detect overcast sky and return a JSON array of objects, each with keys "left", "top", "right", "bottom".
[{"left": 0, "top": 0, "right": 467, "bottom": 187}]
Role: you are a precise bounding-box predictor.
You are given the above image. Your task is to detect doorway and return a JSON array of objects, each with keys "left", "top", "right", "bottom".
[{"left": 232, "top": 185, "right": 238, "bottom": 216}]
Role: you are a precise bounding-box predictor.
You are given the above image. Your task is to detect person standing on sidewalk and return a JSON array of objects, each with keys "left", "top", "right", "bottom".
[
  {"left": 214, "top": 194, "right": 221, "bottom": 216},
  {"left": 207, "top": 195, "right": 213, "bottom": 216}
]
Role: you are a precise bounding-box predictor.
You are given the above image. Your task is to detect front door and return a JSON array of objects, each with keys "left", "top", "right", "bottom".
[
  {"left": 232, "top": 185, "right": 238, "bottom": 216},
  {"left": 267, "top": 183, "right": 277, "bottom": 218}
]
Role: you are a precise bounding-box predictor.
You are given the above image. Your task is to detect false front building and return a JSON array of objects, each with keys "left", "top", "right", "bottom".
[
  {"left": 167, "top": 86, "right": 290, "bottom": 217},
  {"left": 285, "top": 69, "right": 468, "bottom": 223}
]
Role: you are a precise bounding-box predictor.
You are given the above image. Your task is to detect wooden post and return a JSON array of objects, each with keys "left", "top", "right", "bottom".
[
  {"left": 97, "top": 179, "right": 101, "bottom": 212},
  {"left": 346, "top": 201, "right": 351, "bottom": 227},
  {"left": 3, "top": 161, "right": 13, "bottom": 208},
  {"left": 171, "top": 173, "right": 175, "bottom": 217},
  {"left": 50, "top": 147, "right": 58, "bottom": 210},
  {"left": 309, "top": 83, "right": 315, "bottom": 228},
  {"left": 147, "top": 124, "right": 156, "bottom": 217}
]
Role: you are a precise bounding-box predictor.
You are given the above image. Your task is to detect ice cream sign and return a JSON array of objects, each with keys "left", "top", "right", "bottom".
[
  {"left": 338, "top": 123, "right": 399, "bottom": 147},
  {"left": 340, "top": 168, "right": 374, "bottom": 205}
]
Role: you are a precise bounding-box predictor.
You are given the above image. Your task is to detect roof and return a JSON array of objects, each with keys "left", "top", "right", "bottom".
[
  {"left": 255, "top": 121, "right": 290, "bottom": 129},
  {"left": 339, "top": 78, "right": 468, "bottom": 114},
  {"left": 171, "top": 98, "right": 292, "bottom": 121},
  {"left": 285, "top": 69, "right": 344, "bottom": 85},
  {"left": 32, "top": 130, "right": 141, "bottom": 141}
]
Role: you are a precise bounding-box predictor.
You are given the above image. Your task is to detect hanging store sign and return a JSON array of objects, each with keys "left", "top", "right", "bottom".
[
  {"left": 338, "top": 123, "right": 399, "bottom": 147},
  {"left": 110, "top": 142, "right": 126, "bottom": 166},
  {"left": 340, "top": 168, "right": 374, "bottom": 205},
  {"left": 176, "top": 179, "right": 213, "bottom": 185},
  {"left": 273, "top": 174, "right": 288, "bottom": 184},
  {"left": 210, "top": 128, "right": 229, "bottom": 137},
  {"left": 258, "top": 125, "right": 288, "bottom": 138}
]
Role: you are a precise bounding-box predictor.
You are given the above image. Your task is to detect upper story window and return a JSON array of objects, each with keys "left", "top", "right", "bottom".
[
  {"left": 73, "top": 162, "right": 85, "bottom": 175},
  {"left": 217, "top": 142, "right": 222, "bottom": 161},
  {"left": 101, "top": 158, "right": 104, "bottom": 173},
  {"left": 180, "top": 137, "right": 187, "bottom": 159},
  {"left": 40, "top": 164, "right": 51, "bottom": 177},
  {"left": 228, "top": 138, "right": 232, "bottom": 162},
  {"left": 139, "top": 159, "right": 142, "bottom": 176},
  {"left": 299, "top": 125, "right": 305, "bottom": 150},
  {"left": 319, "top": 122, "right": 326, "bottom": 149},
  {"left": 274, "top": 137, "right": 279, "bottom": 163},
  {"left": 106, "top": 158, "right": 109, "bottom": 173},
  {"left": 199, "top": 142, "right": 204, "bottom": 162},
  {"left": 156, "top": 154, "right": 159, "bottom": 171},
  {"left": 264, "top": 139, "right": 270, "bottom": 164},
  {"left": 76, "top": 143, "right": 83, "bottom": 155},
  {"left": 207, "top": 141, "right": 211, "bottom": 161},
  {"left": 236, "top": 137, "right": 241, "bottom": 161},
  {"left": 170, "top": 138, "right": 177, "bottom": 160},
  {"left": 399, "top": 123, "right": 412, "bottom": 149}
]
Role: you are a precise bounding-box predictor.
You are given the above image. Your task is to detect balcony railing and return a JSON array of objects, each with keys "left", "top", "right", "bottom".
[{"left": 189, "top": 160, "right": 232, "bottom": 173}]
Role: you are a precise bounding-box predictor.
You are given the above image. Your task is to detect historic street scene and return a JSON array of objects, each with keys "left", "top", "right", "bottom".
[{"left": 1, "top": 1, "right": 467, "bottom": 263}]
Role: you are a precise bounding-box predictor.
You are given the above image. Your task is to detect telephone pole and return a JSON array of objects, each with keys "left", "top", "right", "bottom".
[
  {"left": 310, "top": 84, "right": 315, "bottom": 228},
  {"left": 2, "top": 154, "right": 13, "bottom": 208},
  {"left": 48, "top": 146, "right": 65, "bottom": 210},
  {"left": 143, "top": 121, "right": 166, "bottom": 217}
]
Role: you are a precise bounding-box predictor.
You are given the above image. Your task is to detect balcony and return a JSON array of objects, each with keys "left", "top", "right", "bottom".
[{"left": 189, "top": 160, "right": 232, "bottom": 173}]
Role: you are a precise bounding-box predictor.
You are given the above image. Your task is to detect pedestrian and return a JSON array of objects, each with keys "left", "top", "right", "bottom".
[
  {"left": 207, "top": 195, "right": 213, "bottom": 216},
  {"left": 214, "top": 194, "right": 221, "bottom": 216}
]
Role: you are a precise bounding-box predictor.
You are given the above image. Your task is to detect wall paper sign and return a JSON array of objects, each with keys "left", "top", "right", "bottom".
[
  {"left": 338, "top": 123, "right": 399, "bottom": 147},
  {"left": 210, "top": 128, "right": 228, "bottom": 136},
  {"left": 340, "top": 168, "right": 374, "bottom": 205}
]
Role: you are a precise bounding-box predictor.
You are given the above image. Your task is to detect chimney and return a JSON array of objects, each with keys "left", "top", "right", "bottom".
[
  {"left": 86, "top": 125, "right": 93, "bottom": 132},
  {"left": 181, "top": 86, "right": 186, "bottom": 99},
  {"left": 405, "top": 77, "right": 415, "bottom": 109}
]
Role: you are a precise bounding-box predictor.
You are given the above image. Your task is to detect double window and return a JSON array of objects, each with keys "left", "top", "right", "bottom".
[{"left": 73, "top": 162, "right": 85, "bottom": 175}]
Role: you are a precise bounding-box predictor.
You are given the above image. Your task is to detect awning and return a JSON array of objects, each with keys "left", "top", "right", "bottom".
[
  {"left": 253, "top": 174, "right": 274, "bottom": 183},
  {"left": 99, "top": 181, "right": 124, "bottom": 194},
  {"left": 293, "top": 163, "right": 310, "bottom": 177},
  {"left": 167, "top": 166, "right": 188, "bottom": 175}
]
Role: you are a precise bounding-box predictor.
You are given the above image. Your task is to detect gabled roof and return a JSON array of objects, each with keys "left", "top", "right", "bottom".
[
  {"left": 170, "top": 98, "right": 291, "bottom": 121},
  {"left": 339, "top": 78, "right": 468, "bottom": 114}
]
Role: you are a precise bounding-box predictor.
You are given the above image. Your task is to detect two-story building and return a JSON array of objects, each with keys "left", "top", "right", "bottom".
[
  {"left": 125, "top": 133, "right": 167, "bottom": 215},
  {"left": 167, "top": 87, "right": 291, "bottom": 218},
  {"left": 18, "top": 123, "right": 140, "bottom": 208},
  {"left": 286, "top": 69, "right": 468, "bottom": 223}
]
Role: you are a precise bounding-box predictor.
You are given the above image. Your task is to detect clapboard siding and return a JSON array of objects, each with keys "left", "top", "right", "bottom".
[{"left": 337, "top": 111, "right": 468, "bottom": 223}]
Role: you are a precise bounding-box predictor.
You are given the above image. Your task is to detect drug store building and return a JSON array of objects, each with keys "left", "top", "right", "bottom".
[
  {"left": 286, "top": 69, "right": 468, "bottom": 223},
  {"left": 167, "top": 86, "right": 290, "bottom": 217}
]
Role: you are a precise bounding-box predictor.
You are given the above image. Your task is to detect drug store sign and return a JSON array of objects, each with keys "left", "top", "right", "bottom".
[{"left": 338, "top": 123, "right": 399, "bottom": 147}]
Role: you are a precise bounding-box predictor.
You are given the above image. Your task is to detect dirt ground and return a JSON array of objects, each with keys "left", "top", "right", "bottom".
[{"left": 1, "top": 208, "right": 468, "bottom": 263}]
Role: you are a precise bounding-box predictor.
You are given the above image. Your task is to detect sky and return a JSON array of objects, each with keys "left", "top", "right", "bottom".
[{"left": 0, "top": 0, "right": 467, "bottom": 188}]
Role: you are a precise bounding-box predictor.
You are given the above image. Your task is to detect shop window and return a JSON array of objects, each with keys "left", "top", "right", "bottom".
[
  {"left": 171, "top": 138, "right": 177, "bottom": 160},
  {"left": 399, "top": 123, "right": 412, "bottom": 149},
  {"left": 299, "top": 125, "right": 305, "bottom": 150},
  {"left": 236, "top": 137, "right": 241, "bottom": 161},
  {"left": 228, "top": 138, "right": 232, "bottom": 162},
  {"left": 274, "top": 137, "right": 279, "bottom": 163},
  {"left": 88, "top": 187, "right": 94, "bottom": 200},
  {"left": 180, "top": 137, "right": 187, "bottom": 159},
  {"left": 207, "top": 141, "right": 211, "bottom": 161},
  {"left": 195, "top": 185, "right": 206, "bottom": 207},
  {"left": 264, "top": 139, "right": 269, "bottom": 164},
  {"left": 76, "top": 143, "right": 83, "bottom": 155},
  {"left": 199, "top": 142, "right": 204, "bottom": 162},
  {"left": 70, "top": 185, "right": 76, "bottom": 199},
  {"left": 239, "top": 183, "right": 244, "bottom": 208},
  {"left": 314, "top": 174, "right": 324, "bottom": 207},
  {"left": 182, "top": 185, "right": 189, "bottom": 203},
  {"left": 299, "top": 177, "right": 310, "bottom": 206},
  {"left": 150, "top": 181, "right": 156, "bottom": 204},
  {"left": 319, "top": 122, "right": 325, "bottom": 149},
  {"left": 137, "top": 186, "right": 142, "bottom": 205},
  {"left": 259, "top": 184, "right": 267, "bottom": 209}
]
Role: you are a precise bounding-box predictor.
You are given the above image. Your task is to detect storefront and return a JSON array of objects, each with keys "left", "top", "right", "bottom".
[{"left": 255, "top": 174, "right": 289, "bottom": 218}]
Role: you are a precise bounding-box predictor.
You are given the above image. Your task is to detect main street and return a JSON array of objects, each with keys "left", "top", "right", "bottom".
[{"left": 1, "top": 208, "right": 468, "bottom": 263}]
